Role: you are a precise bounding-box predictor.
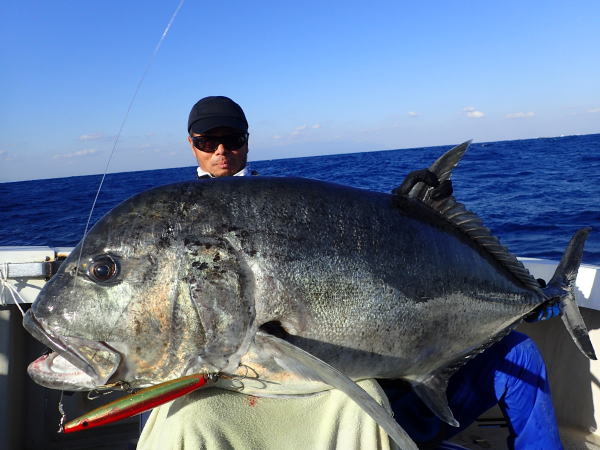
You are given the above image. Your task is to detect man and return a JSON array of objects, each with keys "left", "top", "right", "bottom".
[
  {"left": 137, "top": 96, "right": 397, "bottom": 450},
  {"left": 187, "top": 95, "right": 254, "bottom": 178}
]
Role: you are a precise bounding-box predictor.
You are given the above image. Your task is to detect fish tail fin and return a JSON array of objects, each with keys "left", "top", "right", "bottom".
[{"left": 544, "top": 227, "right": 596, "bottom": 360}]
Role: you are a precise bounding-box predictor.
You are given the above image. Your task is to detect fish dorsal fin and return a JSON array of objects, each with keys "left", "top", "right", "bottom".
[
  {"left": 256, "top": 331, "right": 419, "bottom": 450},
  {"left": 408, "top": 140, "right": 471, "bottom": 201},
  {"left": 396, "top": 141, "right": 542, "bottom": 293}
]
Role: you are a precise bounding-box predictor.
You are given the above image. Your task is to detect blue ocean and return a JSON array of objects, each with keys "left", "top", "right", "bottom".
[{"left": 1, "top": 134, "right": 599, "bottom": 265}]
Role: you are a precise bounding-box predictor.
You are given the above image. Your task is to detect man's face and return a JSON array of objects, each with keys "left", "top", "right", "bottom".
[{"left": 188, "top": 127, "right": 249, "bottom": 177}]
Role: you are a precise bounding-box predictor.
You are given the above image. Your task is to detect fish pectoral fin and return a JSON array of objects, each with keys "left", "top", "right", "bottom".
[
  {"left": 410, "top": 375, "right": 459, "bottom": 427},
  {"left": 256, "top": 331, "right": 418, "bottom": 450}
]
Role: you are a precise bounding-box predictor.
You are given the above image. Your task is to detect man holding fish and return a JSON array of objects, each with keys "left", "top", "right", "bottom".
[
  {"left": 138, "top": 96, "right": 565, "bottom": 449},
  {"left": 137, "top": 96, "right": 398, "bottom": 449}
]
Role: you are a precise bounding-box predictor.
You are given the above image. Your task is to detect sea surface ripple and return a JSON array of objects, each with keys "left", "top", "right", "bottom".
[{"left": 1, "top": 134, "right": 599, "bottom": 265}]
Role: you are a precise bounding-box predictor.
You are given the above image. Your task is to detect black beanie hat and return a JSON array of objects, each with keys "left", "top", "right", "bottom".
[{"left": 188, "top": 96, "right": 248, "bottom": 134}]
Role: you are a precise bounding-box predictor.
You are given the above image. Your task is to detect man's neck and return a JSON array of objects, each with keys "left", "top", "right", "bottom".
[{"left": 196, "top": 166, "right": 249, "bottom": 178}]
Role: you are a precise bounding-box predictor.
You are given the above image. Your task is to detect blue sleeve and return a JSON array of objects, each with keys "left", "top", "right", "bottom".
[{"left": 524, "top": 302, "right": 561, "bottom": 323}]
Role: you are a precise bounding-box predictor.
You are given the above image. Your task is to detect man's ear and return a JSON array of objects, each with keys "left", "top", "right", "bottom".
[{"left": 189, "top": 136, "right": 201, "bottom": 165}]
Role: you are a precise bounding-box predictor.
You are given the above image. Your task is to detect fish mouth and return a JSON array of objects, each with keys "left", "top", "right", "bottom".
[
  {"left": 23, "top": 310, "right": 121, "bottom": 391},
  {"left": 28, "top": 352, "right": 97, "bottom": 391}
]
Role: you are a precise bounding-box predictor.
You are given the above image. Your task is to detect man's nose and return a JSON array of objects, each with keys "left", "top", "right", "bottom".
[{"left": 214, "top": 144, "right": 227, "bottom": 155}]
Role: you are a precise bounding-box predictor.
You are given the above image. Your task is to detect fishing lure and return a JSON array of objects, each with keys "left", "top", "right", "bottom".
[{"left": 60, "top": 373, "right": 215, "bottom": 433}]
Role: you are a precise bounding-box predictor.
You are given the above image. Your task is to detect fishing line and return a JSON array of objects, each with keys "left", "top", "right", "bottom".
[
  {"left": 58, "top": 391, "right": 66, "bottom": 433},
  {"left": 0, "top": 263, "right": 27, "bottom": 317},
  {"left": 55, "top": 3, "right": 186, "bottom": 423},
  {"left": 74, "top": 0, "right": 186, "bottom": 283}
]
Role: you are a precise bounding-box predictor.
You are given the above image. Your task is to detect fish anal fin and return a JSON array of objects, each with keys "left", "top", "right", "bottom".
[
  {"left": 410, "top": 374, "right": 459, "bottom": 427},
  {"left": 256, "top": 331, "right": 419, "bottom": 450}
]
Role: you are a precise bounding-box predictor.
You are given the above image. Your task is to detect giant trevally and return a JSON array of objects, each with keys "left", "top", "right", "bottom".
[{"left": 23, "top": 142, "right": 595, "bottom": 449}]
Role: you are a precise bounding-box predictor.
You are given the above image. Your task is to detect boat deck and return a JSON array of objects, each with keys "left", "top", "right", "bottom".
[{"left": 451, "top": 406, "right": 600, "bottom": 449}]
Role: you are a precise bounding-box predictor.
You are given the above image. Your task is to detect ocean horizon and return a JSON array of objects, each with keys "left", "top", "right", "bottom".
[
  {"left": 2, "top": 132, "right": 598, "bottom": 185},
  {"left": 1, "top": 133, "right": 599, "bottom": 265}
]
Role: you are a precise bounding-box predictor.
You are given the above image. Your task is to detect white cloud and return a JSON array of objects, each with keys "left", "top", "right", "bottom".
[
  {"left": 408, "top": 111, "right": 420, "bottom": 117},
  {"left": 463, "top": 106, "right": 485, "bottom": 118},
  {"left": 588, "top": 107, "right": 600, "bottom": 113},
  {"left": 53, "top": 149, "right": 98, "bottom": 159},
  {"left": 505, "top": 111, "right": 536, "bottom": 119},
  {"left": 0, "top": 150, "right": 12, "bottom": 161},
  {"left": 79, "top": 133, "right": 104, "bottom": 141},
  {"left": 274, "top": 124, "right": 323, "bottom": 140},
  {"left": 136, "top": 143, "right": 153, "bottom": 151},
  {"left": 291, "top": 125, "right": 308, "bottom": 136}
]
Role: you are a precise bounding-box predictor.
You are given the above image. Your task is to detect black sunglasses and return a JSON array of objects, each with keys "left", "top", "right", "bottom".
[{"left": 192, "top": 133, "right": 249, "bottom": 153}]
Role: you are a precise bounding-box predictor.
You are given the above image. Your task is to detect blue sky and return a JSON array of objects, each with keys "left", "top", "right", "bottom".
[{"left": 1, "top": 1, "right": 599, "bottom": 182}]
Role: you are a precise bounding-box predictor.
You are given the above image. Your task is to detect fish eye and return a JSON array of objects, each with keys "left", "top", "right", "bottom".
[{"left": 87, "top": 255, "right": 120, "bottom": 284}]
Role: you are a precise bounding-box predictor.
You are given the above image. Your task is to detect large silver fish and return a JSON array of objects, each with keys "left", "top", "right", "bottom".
[{"left": 23, "top": 142, "right": 594, "bottom": 449}]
